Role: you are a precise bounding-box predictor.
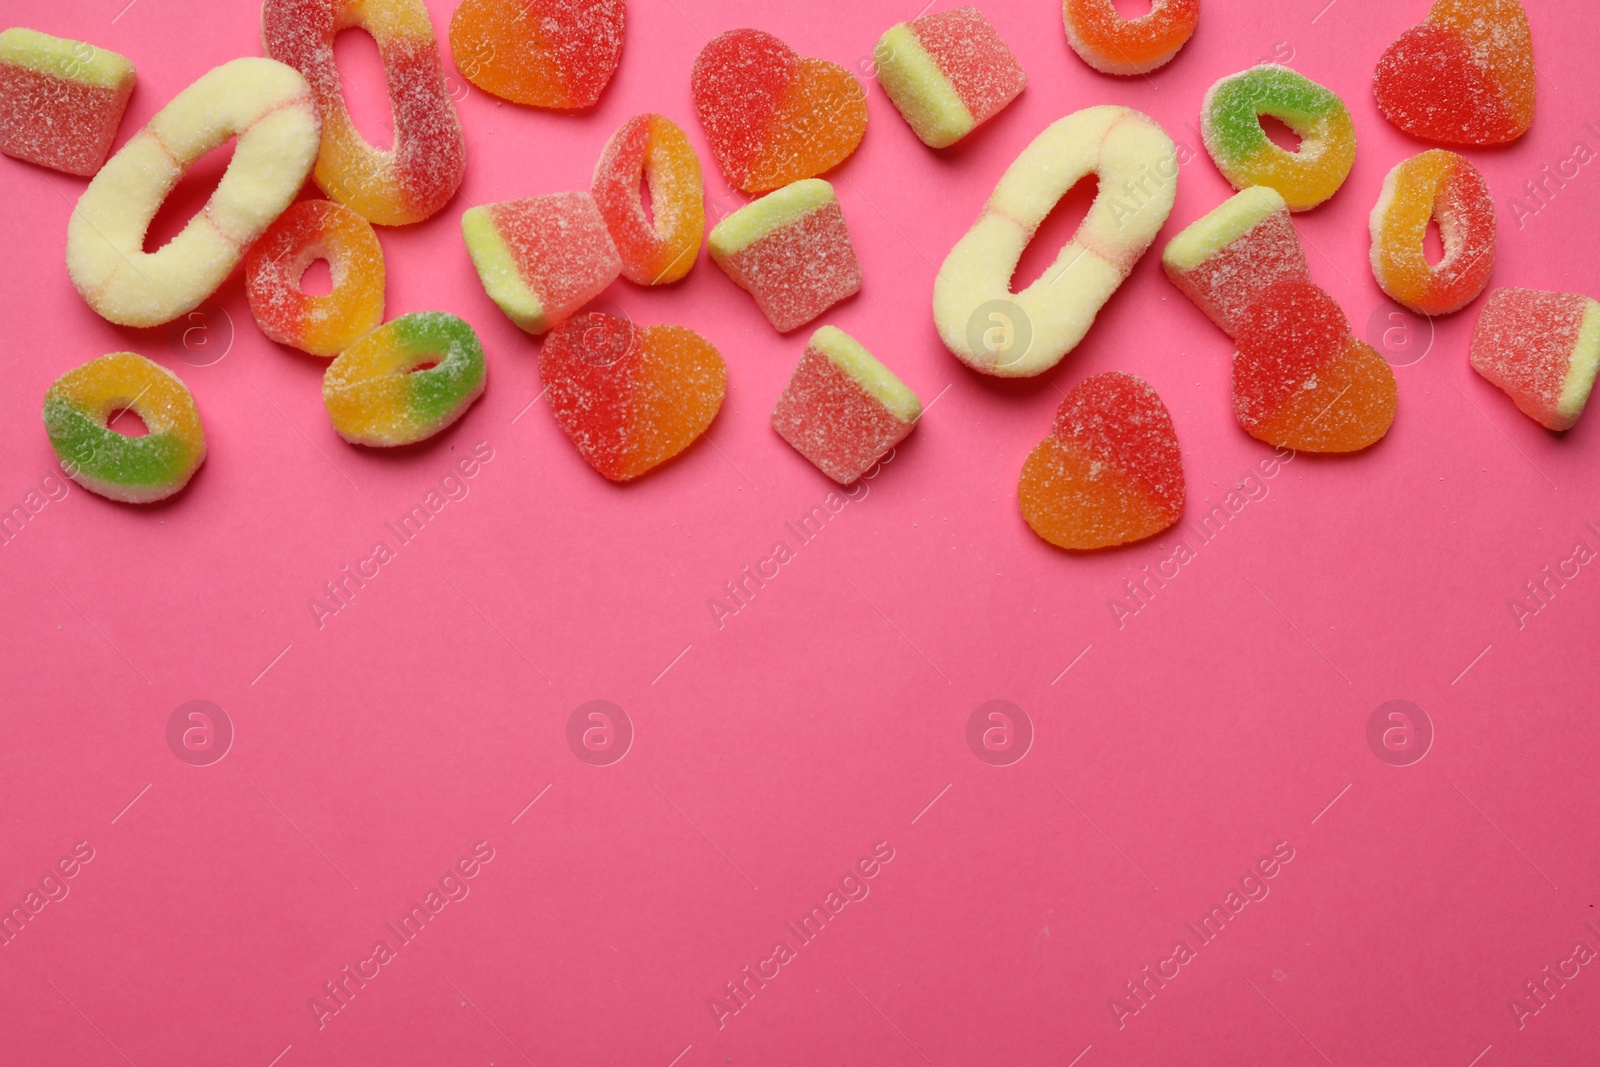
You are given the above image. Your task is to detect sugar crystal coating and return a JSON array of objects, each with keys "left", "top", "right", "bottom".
[
  {"left": 450, "top": 0, "right": 624, "bottom": 109},
  {"left": 692, "top": 29, "right": 868, "bottom": 194},
  {"left": 1019, "top": 372, "right": 1185, "bottom": 550},
  {"left": 1202, "top": 65, "right": 1356, "bottom": 212},
  {"left": 771, "top": 326, "right": 921, "bottom": 485},
  {"left": 1469, "top": 288, "right": 1600, "bottom": 431},
  {"left": 264, "top": 0, "right": 465, "bottom": 225},
  {"left": 1374, "top": 0, "right": 1534, "bottom": 146},
  {"left": 1163, "top": 186, "right": 1311, "bottom": 338},
  {"left": 540, "top": 311, "right": 727, "bottom": 482},
  {"left": 592, "top": 114, "right": 705, "bottom": 285},
  {"left": 323, "top": 312, "right": 486, "bottom": 446},
  {"left": 709, "top": 179, "right": 861, "bottom": 333},
  {"left": 1369, "top": 149, "right": 1495, "bottom": 316},
  {"left": 462, "top": 191, "right": 622, "bottom": 335},
  {"left": 246, "top": 200, "right": 386, "bottom": 357},
  {"left": 874, "top": 7, "right": 1027, "bottom": 149},
  {"left": 42, "top": 352, "right": 206, "bottom": 504},
  {"left": 66, "top": 57, "right": 319, "bottom": 329},
  {"left": 1062, "top": 0, "right": 1200, "bottom": 76},
  {"left": 0, "top": 28, "right": 135, "bottom": 176}
]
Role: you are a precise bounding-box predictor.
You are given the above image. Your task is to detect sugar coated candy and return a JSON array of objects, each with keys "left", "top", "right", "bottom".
[
  {"left": 771, "top": 326, "right": 921, "bottom": 485},
  {"left": 592, "top": 114, "right": 704, "bottom": 285},
  {"left": 323, "top": 312, "right": 487, "bottom": 446},
  {"left": 462, "top": 191, "right": 621, "bottom": 335},
  {"left": 935, "top": 105, "right": 1176, "bottom": 378},
  {"left": 1374, "top": 0, "right": 1534, "bottom": 146},
  {"left": 1370, "top": 149, "right": 1495, "bottom": 316},
  {"left": 1062, "top": 0, "right": 1200, "bottom": 76},
  {"left": 1202, "top": 65, "right": 1355, "bottom": 212},
  {"left": 1469, "top": 288, "right": 1600, "bottom": 431},
  {"left": 1019, "top": 372, "right": 1184, "bottom": 551},
  {"left": 246, "top": 200, "right": 386, "bottom": 357},
  {"left": 692, "top": 29, "right": 867, "bottom": 194},
  {"left": 1233, "top": 280, "right": 1396, "bottom": 452},
  {"left": 873, "top": 7, "right": 1026, "bottom": 149},
  {"left": 450, "top": 0, "right": 624, "bottom": 109},
  {"left": 264, "top": 0, "right": 465, "bottom": 226},
  {"left": 540, "top": 311, "right": 727, "bottom": 482},
  {"left": 43, "top": 353, "right": 206, "bottom": 504},
  {"left": 67, "top": 58, "right": 319, "bottom": 329},
  {"left": 1163, "top": 187, "right": 1310, "bottom": 338},
  {"left": 709, "top": 179, "right": 861, "bottom": 333},
  {"left": 0, "top": 28, "right": 134, "bottom": 177}
]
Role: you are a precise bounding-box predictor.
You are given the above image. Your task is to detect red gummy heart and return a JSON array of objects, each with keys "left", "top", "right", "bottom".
[{"left": 1373, "top": 0, "right": 1534, "bottom": 146}]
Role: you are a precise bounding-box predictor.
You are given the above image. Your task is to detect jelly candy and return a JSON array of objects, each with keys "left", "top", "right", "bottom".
[
  {"left": 771, "top": 326, "right": 921, "bottom": 485},
  {"left": 874, "top": 7, "right": 1026, "bottom": 149},
  {"left": 66, "top": 58, "right": 319, "bottom": 329},
  {"left": 1233, "top": 280, "right": 1397, "bottom": 452},
  {"left": 540, "top": 311, "right": 727, "bottom": 482},
  {"left": 708, "top": 179, "right": 861, "bottom": 333},
  {"left": 1062, "top": 0, "right": 1200, "bottom": 76},
  {"left": 264, "top": 0, "right": 466, "bottom": 225},
  {"left": 461, "top": 191, "right": 621, "bottom": 335},
  {"left": 692, "top": 29, "right": 867, "bottom": 194},
  {"left": 935, "top": 105, "right": 1176, "bottom": 377},
  {"left": 43, "top": 352, "right": 206, "bottom": 504},
  {"left": 1369, "top": 149, "right": 1494, "bottom": 316},
  {"left": 1469, "top": 288, "right": 1600, "bottom": 431},
  {"left": 1019, "top": 372, "right": 1184, "bottom": 550},
  {"left": 1374, "top": 0, "right": 1534, "bottom": 146},
  {"left": 450, "top": 0, "right": 624, "bottom": 109},
  {"left": 1202, "top": 64, "right": 1356, "bottom": 211},
  {"left": 592, "top": 114, "right": 704, "bottom": 285},
  {"left": 246, "top": 200, "right": 386, "bottom": 357},
  {"left": 0, "top": 28, "right": 134, "bottom": 176},
  {"left": 323, "top": 312, "right": 486, "bottom": 446},
  {"left": 1163, "top": 186, "right": 1310, "bottom": 338}
]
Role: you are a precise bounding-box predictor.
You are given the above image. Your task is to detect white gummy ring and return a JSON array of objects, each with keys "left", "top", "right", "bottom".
[
  {"left": 67, "top": 57, "right": 320, "bottom": 329},
  {"left": 934, "top": 105, "right": 1177, "bottom": 378}
]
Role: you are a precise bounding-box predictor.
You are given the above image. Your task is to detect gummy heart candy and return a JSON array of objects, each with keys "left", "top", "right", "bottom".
[
  {"left": 1373, "top": 0, "right": 1534, "bottom": 146},
  {"left": 1233, "top": 281, "right": 1396, "bottom": 452},
  {"left": 1163, "top": 186, "right": 1310, "bottom": 339},
  {"left": 771, "top": 326, "right": 921, "bottom": 485},
  {"left": 1019, "top": 372, "right": 1185, "bottom": 551},
  {"left": 1062, "top": 0, "right": 1200, "bottom": 76},
  {"left": 709, "top": 179, "right": 862, "bottom": 333},
  {"left": 692, "top": 29, "right": 867, "bottom": 194},
  {"left": 874, "top": 7, "right": 1027, "bottom": 148},
  {"left": 540, "top": 312, "right": 727, "bottom": 482},
  {"left": 1369, "top": 149, "right": 1495, "bottom": 317},
  {"left": 0, "top": 28, "right": 135, "bottom": 177},
  {"left": 1469, "top": 288, "right": 1600, "bottom": 431},
  {"left": 450, "top": 0, "right": 625, "bottom": 109}
]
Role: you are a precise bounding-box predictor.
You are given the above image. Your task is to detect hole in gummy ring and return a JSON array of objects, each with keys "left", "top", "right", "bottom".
[
  {"left": 1259, "top": 115, "right": 1303, "bottom": 154},
  {"left": 144, "top": 138, "right": 236, "bottom": 254},
  {"left": 1109, "top": 0, "right": 1155, "bottom": 17},
  {"left": 299, "top": 258, "right": 334, "bottom": 296},
  {"left": 1011, "top": 174, "right": 1098, "bottom": 294},
  {"left": 638, "top": 168, "right": 655, "bottom": 230},
  {"left": 107, "top": 408, "right": 150, "bottom": 437},
  {"left": 1423, "top": 218, "right": 1445, "bottom": 267},
  {"left": 405, "top": 360, "right": 440, "bottom": 374}
]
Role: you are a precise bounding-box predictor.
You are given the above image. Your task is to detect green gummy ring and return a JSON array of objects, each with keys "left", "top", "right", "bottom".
[
  {"left": 323, "top": 311, "right": 488, "bottom": 446},
  {"left": 1203, "top": 64, "right": 1349, "bottom": 162}
]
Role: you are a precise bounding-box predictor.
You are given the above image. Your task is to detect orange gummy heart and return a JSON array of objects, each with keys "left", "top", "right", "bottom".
[
  {"left": 1373, "top": 0, "right": 1534, "bottom": 146},
  {"left": 450, "top": 0, "right": 624, "bottom": 109},
  {"left": 691, "top": 29, "right": 867, "bottom": 194}
]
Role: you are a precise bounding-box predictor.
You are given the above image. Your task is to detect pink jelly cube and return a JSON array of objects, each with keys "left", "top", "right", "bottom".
[
  {"left": 0, "top": 28, "right": 135, "bottom": 177},
  {"left": 874, "top": 6, "right": 1027, "bottom": 148},
  {"left": 461, "top": 191, "right": 622, "bottom": 335},
  {"left": 1469, "top": 288, "right": 1600, "bottom": 431},
  {"left": 771, "top": 326, "right": 921, "bottom": 484},
  {"left": 1162, "top": 187, "right": 1311, "bottom": 339},
  {"left": 709, "top": 179, "right": 862, "bottom": 333}
]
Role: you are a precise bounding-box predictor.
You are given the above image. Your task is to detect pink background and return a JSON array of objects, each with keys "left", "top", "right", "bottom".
[{"left": 2, "top": 0, "right": 1599, "bottom": 1064}]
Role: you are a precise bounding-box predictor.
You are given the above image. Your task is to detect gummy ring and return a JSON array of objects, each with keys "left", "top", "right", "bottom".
[
  {"left": 42, "top": 352, "right": 206, "bottom": 504},
  {"left": 66, "top": 57, "right": 319, "bottom": 329},
  {"left": 246, "top": 200, "right": 387, "bottom": 357},
  {"left": 263, "top": 0, "right": 466, "bottom": 226},
  {"left": 1369, "top": 149, "right": 1495, "bottom": 317},
  {"left": 591, "top": 114, "right": 705, "bottom": 286},
  {"left": 934, "top": 105, "right": 1177, "bottom": 378},
  {"left": 323, "top": 312, "right": 487, "bottom": 446},
  {"left": 1201, "top": 64, "right": 1355, "bottom": 212},
  {"left": 1062, "top": 0, "right": 1200, "bottom": 76}
]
